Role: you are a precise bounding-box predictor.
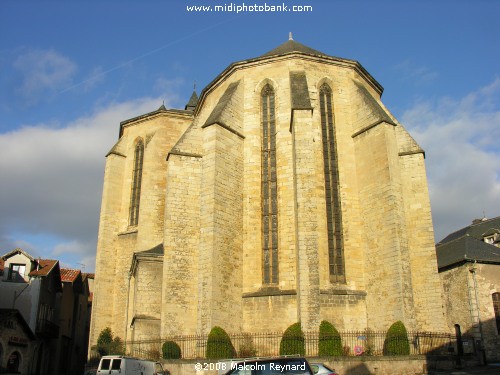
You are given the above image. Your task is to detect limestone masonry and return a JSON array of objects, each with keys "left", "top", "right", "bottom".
[{"left": 90, "top": 38, "right": 447, "bottom": 347}]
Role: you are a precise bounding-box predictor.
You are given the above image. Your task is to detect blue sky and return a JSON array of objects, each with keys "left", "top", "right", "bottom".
[{"left": 1, "top": 0, "right": 499, "bottom": 272}]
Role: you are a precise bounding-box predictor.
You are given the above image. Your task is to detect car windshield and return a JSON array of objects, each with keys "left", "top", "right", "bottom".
[{"left": 100, "top": 359, "right": 111, "bottom": 370}]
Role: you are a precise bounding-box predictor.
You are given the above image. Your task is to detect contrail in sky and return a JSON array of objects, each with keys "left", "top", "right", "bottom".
[{"left": 60, "top": 16, "right": 238, "bottom": 94}]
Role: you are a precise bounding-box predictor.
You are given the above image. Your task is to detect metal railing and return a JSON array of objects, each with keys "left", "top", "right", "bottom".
[{"left": 90, "top": 331, "right": 464, "bottom": 361}]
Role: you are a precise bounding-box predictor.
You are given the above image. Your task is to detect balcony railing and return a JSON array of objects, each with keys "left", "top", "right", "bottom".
[{"left": 36, "top": 318, "right": 59, "bottom": 338}]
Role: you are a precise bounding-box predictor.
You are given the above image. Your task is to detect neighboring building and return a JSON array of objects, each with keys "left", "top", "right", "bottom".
[
  {"left": 53, "top": 268, "right": 91, "bottom": 375},
  {"left": 90, "top": 36, "right": 447, "bottom": 349},
  {"left": 436, "top": 216, "right": 500, "bottom": 362},
  {"left": 0, "top": 248, "right": 62, "bottom": 374},
  {"left": 0, "top": 309, "right": 36, "bottom": 374},
  {"left": 0, "top": 249, "right": 92, "bottom": 375},
  {"left": 83, "top": 273, "right": 94, "bottom": 360}
]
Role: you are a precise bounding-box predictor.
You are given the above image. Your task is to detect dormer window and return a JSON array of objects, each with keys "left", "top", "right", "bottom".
[
  {"left": 484, "top": 236, "right": 494, "bottom": 244},
  {"left": 7, "top": 264, "right": 26, "bottom": 282}
]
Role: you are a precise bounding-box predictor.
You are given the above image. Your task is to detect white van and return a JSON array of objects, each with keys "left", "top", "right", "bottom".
[{"left": 97, "top": 356, "right": 167, "bottom": 375}]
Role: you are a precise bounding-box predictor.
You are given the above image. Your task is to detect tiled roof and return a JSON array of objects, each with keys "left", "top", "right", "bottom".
[
  {"left": 436, "top": 215, "right": 500, "bottom": 269},
  {"left": 0, "top": 258, "right": 4, "bottom": 272},
  {"left": 29, "top": 259, "right": 58, "bottom": 277},
  {"left": 437, "top": 216, "right": 500, "bottom": 244},
  {"left": 82, "top": 272, "right": 95, "bottom": 280},
  {"left": 60, "top": 268, "right": 81, "bottom": 283},
  {"left": 436, "top": 235, "right": 500, "bottom": 269}
]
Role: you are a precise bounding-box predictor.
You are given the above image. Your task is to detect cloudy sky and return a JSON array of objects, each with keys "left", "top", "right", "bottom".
[{"left": 0, "top": 0, "right": 498, "bottom": 272}]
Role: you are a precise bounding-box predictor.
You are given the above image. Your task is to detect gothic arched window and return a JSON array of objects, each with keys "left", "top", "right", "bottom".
[
  {"left": 129, "top": 139, "right": 144, "bottom": 227},
  {"left": 261, "top": 84, "right": 278, "bottom": 285},
  {"left": 319, "top": 83, "right": 345, "bottom": 283}
]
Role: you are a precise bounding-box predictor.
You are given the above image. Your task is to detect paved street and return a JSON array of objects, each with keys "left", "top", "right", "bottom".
[{"left": 429, "top": 364, "right": 500, "bottom": 375}]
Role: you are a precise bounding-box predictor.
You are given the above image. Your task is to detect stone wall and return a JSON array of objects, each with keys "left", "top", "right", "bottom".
[
  {"left": 161, "top": 154, "right": 201, "bottom": 336},
  {"left": 440, "top": 263, "right": 500, "bottom": 361}
]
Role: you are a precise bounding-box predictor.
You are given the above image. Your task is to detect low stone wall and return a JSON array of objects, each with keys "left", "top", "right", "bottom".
[{"left": 161, "top": 356, "right": 478, "bottom": 375}]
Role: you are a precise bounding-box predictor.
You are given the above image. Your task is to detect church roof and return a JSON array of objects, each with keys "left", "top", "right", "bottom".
[
  {"left": 194, "top": 36, "right": 383, "bottom": 116},
  {"left": 185, "top": 90, "right": 199, "bottom": 111},
  {"left": 261, "top": 38, "right": 328, "bottom": 58}
]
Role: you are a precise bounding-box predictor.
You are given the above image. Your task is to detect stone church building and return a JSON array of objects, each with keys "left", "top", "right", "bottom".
[{"left": 90, "top": 37, "right": 446, "bottom": 347}]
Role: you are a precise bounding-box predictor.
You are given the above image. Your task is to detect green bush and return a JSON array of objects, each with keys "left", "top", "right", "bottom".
[
  {"left": 279, "top": 322, "right": 305, "bottom": 356},
  {"left": 383, "top": 321, "right": 410, "bottom": 355},
  {"left": 162, "top": 341, "right": 182, "bottom": 359},
  {"left": 96, "top": 327, "right": 124, "bottom": 356},
  {"left": 318, "top": 320, "right": 342, "bottom": 356},
  {"left": 206, "top": 326, "right": 236, "bottom": 359}
]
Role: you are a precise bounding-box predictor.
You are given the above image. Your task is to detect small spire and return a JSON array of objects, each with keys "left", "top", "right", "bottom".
[{"left": 289, "top": 32, "right": 293, "bottom": 41}]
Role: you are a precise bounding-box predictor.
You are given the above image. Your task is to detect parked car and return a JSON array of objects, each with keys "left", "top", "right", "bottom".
[
  {"left": 220, "top": 356, "right": 314, "bottom": 375},
  {"left": 96, "top": 356, "right": 166, "bottom": 375},
  {"left": 309, "top": 363, "right": 339, "bottom": 375}
]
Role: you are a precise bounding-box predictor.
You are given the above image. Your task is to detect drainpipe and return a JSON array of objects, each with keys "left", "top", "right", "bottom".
[
  {"left": 124, "top": 271, "right": 132, "bottom": 353},
  {"left": 469, "top": 261, "right": 486, "bottom": 364}
]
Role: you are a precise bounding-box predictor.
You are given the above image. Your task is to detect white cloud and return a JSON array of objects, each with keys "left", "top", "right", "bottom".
[
  {"left": 13, "top": 49, "right": 77, "bottom": 103},
  {"left": 0, "top": 95, "right": 175, "bottom": 271},
  {"left": 402, "top": 77, "right": 500, "bottom": 242}
]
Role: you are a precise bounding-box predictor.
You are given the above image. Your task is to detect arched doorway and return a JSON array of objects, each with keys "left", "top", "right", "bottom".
[{"left": 6, "top": 350, "right": 21, "bottom": 373}]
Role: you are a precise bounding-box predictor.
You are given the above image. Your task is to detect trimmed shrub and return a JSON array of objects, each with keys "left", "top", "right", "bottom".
[
  {"left": 162, "top": 341, "right": 182, "bottom": 359},
  {"left": 279, "top": 322, "right": 305, "bottom": 356},
  {"left": 383, "top": 321, "right": 410, "bottom": 355},
  {"left": 206, "top": 326, "right": 236, "bottom": 359},
  {"left": 318, "top": 320, "right": 343, "bottom": 356}
]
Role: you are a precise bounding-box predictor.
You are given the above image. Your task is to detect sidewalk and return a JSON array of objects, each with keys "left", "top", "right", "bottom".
[{"left": 428, "top": 364, "right": 500, "bottom": 374}]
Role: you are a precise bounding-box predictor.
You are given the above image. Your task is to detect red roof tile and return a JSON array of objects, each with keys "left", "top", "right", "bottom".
[
  {"left": 0, "top": 258, "right": 4, "bottom": 272},
  {"left": 60, "top": 268, "right": 81, "bottom": 283},
  {"left": 29, "top": 259, "right": 58, "bottom": 277}
]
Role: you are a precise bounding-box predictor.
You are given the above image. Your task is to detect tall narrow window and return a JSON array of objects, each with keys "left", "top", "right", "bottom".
[
  {"left": 493, "top": 293, "right": 500, "bottom": 335},
  {"left": 319, "top": 83, "right": 345, "bottom": 283},
  {"left": 129, "top": 139, "right": 144, "bottom": 226},
  {"left": 261, "top": 84, "right": 278, "bottom": 285}
]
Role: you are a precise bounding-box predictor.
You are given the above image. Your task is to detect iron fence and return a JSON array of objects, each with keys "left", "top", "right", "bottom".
[{"left": 90, "top": 331, "right": 464, "bottom": 361}]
